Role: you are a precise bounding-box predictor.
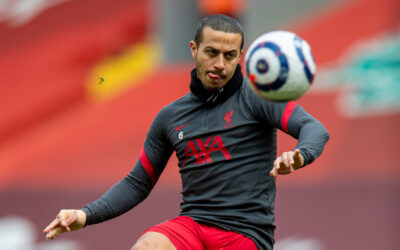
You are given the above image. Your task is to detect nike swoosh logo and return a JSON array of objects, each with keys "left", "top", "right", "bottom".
[{"left": 175, "top": 123, "right": 191, "bottom": 131}]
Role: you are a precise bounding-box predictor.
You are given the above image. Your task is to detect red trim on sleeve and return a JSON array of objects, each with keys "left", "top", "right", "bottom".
[
  {"left": 281, "top": 101, "right": 298, "bottom": 133},
  {"left": 139, "top": 148, "right": 157, "bottom": 186}
]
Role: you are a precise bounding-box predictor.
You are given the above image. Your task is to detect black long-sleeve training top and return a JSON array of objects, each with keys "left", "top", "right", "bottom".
[{"left": 82, "top": 65, "right": 329, "bottom": 249}]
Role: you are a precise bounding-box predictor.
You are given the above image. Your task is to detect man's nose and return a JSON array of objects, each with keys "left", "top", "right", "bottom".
[{"left": 214, "top": 54, "right": 225, "bottom": 70}]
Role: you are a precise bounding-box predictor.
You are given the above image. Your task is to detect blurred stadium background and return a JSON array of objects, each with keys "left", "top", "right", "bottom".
[{"left": 0, "top": 0, "right": 399, "bottom": 249}]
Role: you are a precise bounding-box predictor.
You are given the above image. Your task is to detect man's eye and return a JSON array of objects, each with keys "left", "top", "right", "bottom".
[
  {"left": 225, "top": 53, "right": 236, "bottom": 59},
  {"left": 207, "top": 49, "right": 217, "bottom": 55}
]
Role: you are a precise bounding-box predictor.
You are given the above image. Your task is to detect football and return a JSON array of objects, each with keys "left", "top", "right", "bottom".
[{"left": 245, "top": 30, "right": 316, "bottom": 101}]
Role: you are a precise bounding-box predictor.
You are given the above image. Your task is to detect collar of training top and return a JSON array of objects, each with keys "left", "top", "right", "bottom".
[{"left": 190, "top": 64, "right": 243, "bottom": 105}]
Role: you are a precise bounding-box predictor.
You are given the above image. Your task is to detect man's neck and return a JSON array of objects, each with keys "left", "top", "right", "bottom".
[{"left": 190, "top": 64, "right": 243, "bottom": 105}]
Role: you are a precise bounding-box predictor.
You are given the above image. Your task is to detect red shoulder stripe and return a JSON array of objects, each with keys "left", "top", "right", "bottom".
[
  {"left": 281, "top": 101, "right": 298, "bottom": 133},
  {"left": 139, "top": 148, "right": 157, "bottom": 186}
]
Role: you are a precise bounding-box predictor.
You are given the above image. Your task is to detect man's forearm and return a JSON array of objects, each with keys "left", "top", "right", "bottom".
[{"left": 82, "top": 165, "right": 153, "bottom": 226}]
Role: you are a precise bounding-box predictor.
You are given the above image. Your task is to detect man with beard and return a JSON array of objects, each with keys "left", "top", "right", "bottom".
[{"left": 44, "top": 14, "right": 329, "bottom": 249}]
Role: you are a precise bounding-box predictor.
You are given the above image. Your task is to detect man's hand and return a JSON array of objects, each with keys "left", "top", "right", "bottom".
[
  {"left": 43, "top": 209, "right": 87, "bottom": 240},
  {"left": 270, "top": 149, "right": 304, "bottom": 178}
]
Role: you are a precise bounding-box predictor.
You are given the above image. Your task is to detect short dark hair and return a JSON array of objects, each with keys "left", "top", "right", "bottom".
[{"left": 194, "top": 14, "right": 244, "bottom": 50}]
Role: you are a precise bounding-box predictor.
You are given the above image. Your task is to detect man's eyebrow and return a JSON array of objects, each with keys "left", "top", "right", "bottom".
[
  {"left": 225, "top": 50, "right": 238, "bottom": 54},
  {"left": 204, "top": 46, "right": 238, "bottom": 53},
  {"left": 205, "top": 46, "right": 218, "bottom": 50}
]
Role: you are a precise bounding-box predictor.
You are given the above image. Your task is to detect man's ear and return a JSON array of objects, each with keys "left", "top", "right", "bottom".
[{"left": 189, "top": 41, "right": 197, "bottom": 60}]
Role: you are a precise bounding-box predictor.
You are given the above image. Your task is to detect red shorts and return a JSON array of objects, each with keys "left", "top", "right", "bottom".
[{"left": 141, "top": 216, "right": 257, "bottom": 249}]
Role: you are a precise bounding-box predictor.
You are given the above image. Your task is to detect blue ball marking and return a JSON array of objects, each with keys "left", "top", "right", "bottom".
[
  {"left": 293, "top": 36, "right": 314, "bottom": 84},
  {"left": 256, "top": 59, "right": 269, "bottom": 74},
  {"left": 246, "top": 42, "right": 289, "bottom": 92}
]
